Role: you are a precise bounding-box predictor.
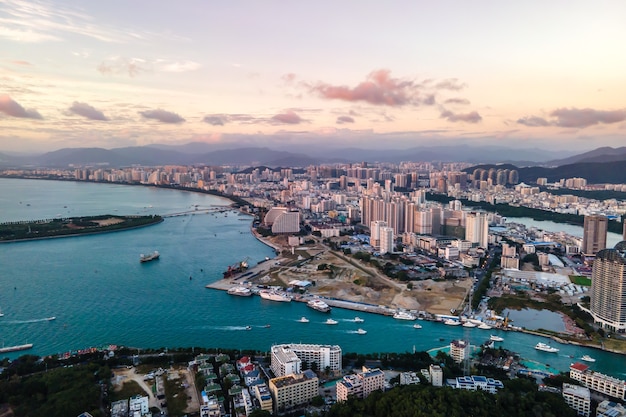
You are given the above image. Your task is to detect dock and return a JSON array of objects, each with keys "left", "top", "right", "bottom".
[{"left": 0, "top": 343, "right": 33, "bottom": 354}]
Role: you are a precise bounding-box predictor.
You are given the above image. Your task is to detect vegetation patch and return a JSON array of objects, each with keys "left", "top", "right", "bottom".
[
  {"left": 110, "top": 379, "right": 147, "bottom": 402},
  {"left": 569, "top": 275, "right": 591, "bottom": 286}
]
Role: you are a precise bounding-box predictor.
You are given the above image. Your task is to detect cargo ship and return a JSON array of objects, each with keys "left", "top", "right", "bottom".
[{"left": 140, "top": 251, "right": 160, "bottom": 263}]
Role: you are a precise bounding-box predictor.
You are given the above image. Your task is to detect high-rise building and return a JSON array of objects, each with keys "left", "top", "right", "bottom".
[
  {"left": 379, "top": 227, "right": 395, "bottom": 255},
  {"left": 590, "top": 242, "right": 626, "bottom": 333},
  {"left": 269, "top": 370, "right": 319, "bottom": 413},
  {"left": 465, "top": 212, "right": 489, "bottom": 249},
  {"left": 582, "top": 215, "right": 608, "bottom": 255}
]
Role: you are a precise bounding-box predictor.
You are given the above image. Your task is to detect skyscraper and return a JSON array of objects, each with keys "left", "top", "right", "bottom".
[
  {"left": 590, "top": 242, "right": 626, "bottom": 333},
  {"left": 465, "top": 212, "right": 489, "bottom": 249},
  {"left": 582, "top": 215, "right": 608, "bottom": 255}
]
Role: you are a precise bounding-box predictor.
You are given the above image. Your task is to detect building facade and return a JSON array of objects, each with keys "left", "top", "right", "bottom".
[
  {"left": 590, "top": 242, "right": 626, "bottom": 333},
  {"left": 269, "top": 370, "right": 318, "bottom": 413},
  {"left": 562, "top": 383, "right": 591, "bottom": 417},
  {"left": 271, "top": 344, "right": 342, "bottom": 375},
  {"left": 570, "top": 363, "right": 626, "bottom": 400},
  {"left": 465, "top": 212, "right": 489, "bottom": 249},
  {"left": 336, "top": 367, "right": 385, "bottom": 402},
  {"left": 582, "top": 215, "right": 608, "bottom": 255},
  {"left": 270, "top": 345, "right": 301, "bottom": 378}
]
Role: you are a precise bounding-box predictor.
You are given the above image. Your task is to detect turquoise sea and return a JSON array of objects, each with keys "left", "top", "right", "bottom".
[{"left": 0, "top": 178, "right": 624, "bottom": 378}]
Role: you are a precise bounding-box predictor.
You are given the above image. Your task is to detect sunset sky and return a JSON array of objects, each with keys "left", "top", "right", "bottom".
[{"left": 1, "top": 0, "right": 625, "bottom": 153}]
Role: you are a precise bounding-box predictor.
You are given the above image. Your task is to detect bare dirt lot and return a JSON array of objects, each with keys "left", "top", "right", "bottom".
[{"left": 258, "top": 235, "right": 472, "bottom": 315}]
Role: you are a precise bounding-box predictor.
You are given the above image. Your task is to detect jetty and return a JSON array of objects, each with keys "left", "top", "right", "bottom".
[{"left": 0, "top": 343, "right": 33, "bottom": 354}]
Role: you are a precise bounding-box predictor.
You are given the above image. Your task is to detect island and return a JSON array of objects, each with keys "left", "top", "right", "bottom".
[{"left": 0, "top": 214, "right": 163, "bottom": 242}]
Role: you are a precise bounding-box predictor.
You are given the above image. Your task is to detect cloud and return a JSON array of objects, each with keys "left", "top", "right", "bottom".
[
  {"left": 139, "top": 109, "right": 185, "bottom": 124},
  {"left": 68, "top": 101, "right": 108, "bottom": 121},
  {"left": 271, "top": 110, "right": 304, "bottom": 124},
  {"left": 550, "top": 107, "right": 626, "bottom": 128},
  {"left": 440, "top": 109, "right": 482, "bottom": 123},
  {"left": 98, "top": 57, "right": 148, "bottom": 78},
  {"left": 435, "top": 78, "right": 467, "bottom": 91},
  {"left": 336, "top": 116, "right": 355, "bottom": 124},
  {"left": 10, "top": 60, "right": 31, "bottom": 66},
  {"left": 517, "top": 107, "right": 626, "bottom": 128},
  {"left": 307, "top": 69, "right": 424, "bottom": 106},
  {"left": 444, "top": 98, "right": 470, "bottom": 105},
  {"left": 157, "top": 60, "right": 201, "bottom": 73},
  {"left": 282, "top": 73, "right": 297, "bottom": 83},
  {"left": 203, "top": 115, "right": 225, "bottom": 126},
  {"left": 0, "top": 95, "right": 42, "bottom": 119},
  {"left": 517, "top": 116, "right": 550, "bottom": 127}
]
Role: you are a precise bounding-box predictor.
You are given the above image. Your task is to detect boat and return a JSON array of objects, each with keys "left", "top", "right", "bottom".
[
  {"left": 478, "top": 323, "right": 492, "bottom": 330},
  {"left": 444, "top": 319, "right": 461, "bottom": 326},
  {"left": 227, "top": 286, "right": 253, "bottom": 297},
  {"left": 259, "top": 290, "right": 291, "bottom": 302},
  {"left": 0, "top": 307, "right": 3, "bottom": 317},
  {"left": 462, "top": 321, "right": 477, "bottom": 328},
  {"left": 139, "top": 251, "right": 160, "bottom": 263},
  {"left": 393, "top": 311, "right": 417, "bottom": 321},
  {"left": 307, "top": 299, "right": 331, "bottom": 313},
  {"left": 356, "top": 328, "right": 367, "bottom": 335},
  {"left": 245, "top": 326, "right": 252, "bottom": 330},
  {"left": 490, "top": 335, "right": 504, "bottom": 342},
  {"left": 353, "top": 317, "right": 365, "bottom": 323},
  {"left": 46, "top": 316, "right": 56, "bottom": 321},
  {"left": 535, "top": 342, "right": 559, "bottom": 353},
  {"left": 223, "top": 258, "right": 249, "bottom": 278},
  {"left": 0, "top": 343, "right": 33, "bottom": 354},
  {"left": 263, "top": 324, "right": 271, "bottom": 328},
  {"left": 298, "top": 317, "right": 310, "bottom": 323},
  {"left": 325, "top": 318, "right": 338, "bottom": 325},
  {"left": 413, "top": 323, "right": 422, "bottom": 329},
  {"left": 581, "top": 355, "right": 596, "bottom": 363}
]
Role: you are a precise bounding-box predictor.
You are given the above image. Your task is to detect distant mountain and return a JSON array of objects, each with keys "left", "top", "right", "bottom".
[
  {"left": 466, "top": 161, "right": 626, "bottom": 184},
  {"left": 547, "top": 146, "right": 626, "bottom": 166}
]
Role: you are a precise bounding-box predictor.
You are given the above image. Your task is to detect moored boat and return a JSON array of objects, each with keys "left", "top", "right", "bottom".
[
  {"left": 444, "top": 319, "right": 461, "bottom": 326},
  {"left": 393, "top": 311, "right": 417, "bottom": 321},
  {"left": 535, "top": 342, "right": 559, "bottom": 353},
  {"left": 462, "top": 321, "right": 477, "bottom": 328},
  {"left": 227, "top": 286, "right": 253, "bottom": 297},
  {"left": 478, "top": 323, "right": 492, "bottom": 330},
  {"left": 140, "top": 251, "right": 160, "bottom": 263},
  {"left": 307, "top": 299, "right": 331, "bottom": 313},
  {"left": 259, "top": 290, "right": 291, "bottom": 302}
]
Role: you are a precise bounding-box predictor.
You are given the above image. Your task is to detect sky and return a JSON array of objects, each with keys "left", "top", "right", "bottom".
[{"left": 1, "top": 0, "right": 626, "bottom": 154}]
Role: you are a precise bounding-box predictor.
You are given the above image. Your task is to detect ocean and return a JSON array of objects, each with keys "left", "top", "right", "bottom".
[{"left": 0, "top": 178, "right": 624, "bottom": 378}]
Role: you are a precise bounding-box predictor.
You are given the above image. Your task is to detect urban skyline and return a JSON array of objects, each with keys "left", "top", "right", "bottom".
[{"left": 2, "top": 0, "right": 626, "bottom": 153}]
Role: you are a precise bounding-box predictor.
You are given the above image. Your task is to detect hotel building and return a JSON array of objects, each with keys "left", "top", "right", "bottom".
[
  {"left": 450, "top": 340, "right": 469, "bottom": 364},
  {"left": 562, "top": 383, "right": 591, "bottom": 417},
  {"left": 271, "top": 344, "right": 342, "bottom": 377},
  {"left": 336, "top": 367, "right": 385, "bottom": 402},
  {"left": 570, "top": 363, "right": 626, "bottom": 400},
  {"left": 269, "top": 370, "right": 318, "bottom": 412},
  {"left": 590, "top": 242, "right": 626, "bottom": 333}
]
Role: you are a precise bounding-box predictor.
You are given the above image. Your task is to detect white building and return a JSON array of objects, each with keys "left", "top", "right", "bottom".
[
  {"left": 270, "top": 345, "right": 301, "bottom": 377},
  {"left": 129, "top": 395, "right": 150, "bottom": 417},
  {"left": 336, "top": 367, "right": 385, "bottom": 402},
  {"left": 465, "top": 212, "right": 489, "bottom": 249},
  {"left": 429, "top": 364, "right": 443, "bottom": 387},
  {"left": 379, "top": 226, "right": 395, "bottom": 255},
  {"left": 562, "top": 383, "right": 591, "bottom": 417},
  {"left": 570, "top": 363, "right": 626, "bottom": 400},
  {"left": 596, "top": 400, "right": 626, "bottom": 417},
  {"left": 448, "top": 376, "right": 504, "bottom": 394},
  {"left": 450, "top": 340, "right": 469, "bottom": 364},
  {"left": 271, "top": 344, "right": 342, "bottom": 376}
]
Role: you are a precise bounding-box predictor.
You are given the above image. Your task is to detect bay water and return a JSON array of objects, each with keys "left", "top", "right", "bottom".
[{"left": 0, "top": 179, "right": 624, "bottom": 378}]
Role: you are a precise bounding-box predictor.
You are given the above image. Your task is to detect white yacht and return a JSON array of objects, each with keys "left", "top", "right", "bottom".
[
  {"left": 356, "top": 328, "right": 367, "bottom": 335},
  {"left": 444, "top": 319, "right": 461, "bottom": 326},
  {"left": 490, "top": 335, "right": 504, "bottom": 342},
  {"left": 413, "top": 323, "right": 422, "bottom": 329},
  {"left": 307, "top": 299, "right": 331, "bottom": 312},
  {"left": 259, "top": 290, "right": 291, "bottom": 302},
  {"left": 478, "top": 323, "right": 492, "bottom": 330},
  {"left": 393, "top": 311, "right": 417, "bottom": 321},
  {"left": 353, "top": 317, "right": 365, "bottom": 323},
  {"left": 535, "top": 342, "right": 559, "bottom": 353},
  {"left": 325, "top": 318, "right": 338, "bottom": 325},
  {"left": 298, "top": 317, "right": 310, "bottom": 323},
  {"left": 580, "top": 355, "right": 596, "bottom": 363},
  {"left": 227, "top": 286, "right": 253, "bottom": 297},
  {"left": 462, "top": 321, "right": 477, "bottom": 328}
]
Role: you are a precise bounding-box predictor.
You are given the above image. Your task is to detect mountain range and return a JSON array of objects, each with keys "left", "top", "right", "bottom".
[{"left": 1, "top": 144, "right": 626, "bottom": 185}]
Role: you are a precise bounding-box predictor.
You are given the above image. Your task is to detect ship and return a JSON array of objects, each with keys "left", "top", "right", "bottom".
[
  {"left": 490, "top": 335, "right": 504, "bottom": 342},
  {"left": 353, "top": 317, "right": 364, "bottom": 323},
  {"left": 0, "top": 343, "right": 33, "bottom": 354},
  {"left": 259, "top": 290, "right": 291, "bottom": 302},
  {"left": 393, "top": 311, "right": 417, "bottom": 320},
  {"left": 462, "top": 321, "right": 477, "bottom": 328},
  {"left": 307, "top": 299, "right": 331, "bottom": 313},
  {"left": 535, "top": 342, "right": 559, "bottom": 353},
  {"left": 223, "top": 258, "right": 249, "bottom": 278},
  {"left": 413, "top": 323, "right": 422, "bottom": 329},
  {"left": 356, "top": 328, "right": 367, "bottom": 335},
  {"left": 325, "top": 318, "right": 338, "bottom": 325},
  {"left": 227, "top": 286, "right": 253, "bottom": 297},
  {"left": 443, "top": 319, "right": 461, "bottom": 326},
  {"left": 580, "top": 355, "right": 596, "bottom": 363},
  {"left": 478, "top": 323, "right": 492, "bottom": 330},
  {"left": 298, "top": 317, "right": 310, "bottom": 323},
  {"left": 140, "top": 251, "right": 160, "bottom": 263}
]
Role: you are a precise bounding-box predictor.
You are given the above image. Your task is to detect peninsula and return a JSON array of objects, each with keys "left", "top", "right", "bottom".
[{"left": 0, "top": 214, "right": 163, "bottom": 242}]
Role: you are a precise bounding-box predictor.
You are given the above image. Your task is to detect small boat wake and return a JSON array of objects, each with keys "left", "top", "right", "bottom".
[{"left": 1, "top": 317, "right": 56, "bottom": 325}]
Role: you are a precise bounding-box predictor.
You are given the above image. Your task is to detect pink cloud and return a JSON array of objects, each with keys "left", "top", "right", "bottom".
[
  {"left": 440, "top": 109, "right": 482, "bottom": 123},
  {"left": 444, "top": 98, "right": 470, "bottom": 105},
  {"left": 139, "top": 109, "right": 185, "bottom": 123},
  {"left": 0, "top": 95, "right": 42, "bottom": 119},
  {"left": 271, "top": 110, "right": 303, "bottom": 124},
  {"left": 435, "top": 78, "right": 466, "bottom": 91},
  {"left": 69, "top": 101, "right": 108, "bottom": 121},
  {"left": 517, "top": 107, "right": 626, "bottom": 128},
  {"left": 336, "top": 116, "right": 355, "bottom": 124},
  {"left": 308, "top": 69, "right": 423, "bottom": 106},
  {"left": 282, "top": 73, "right": 297, "bottom": 83}
]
